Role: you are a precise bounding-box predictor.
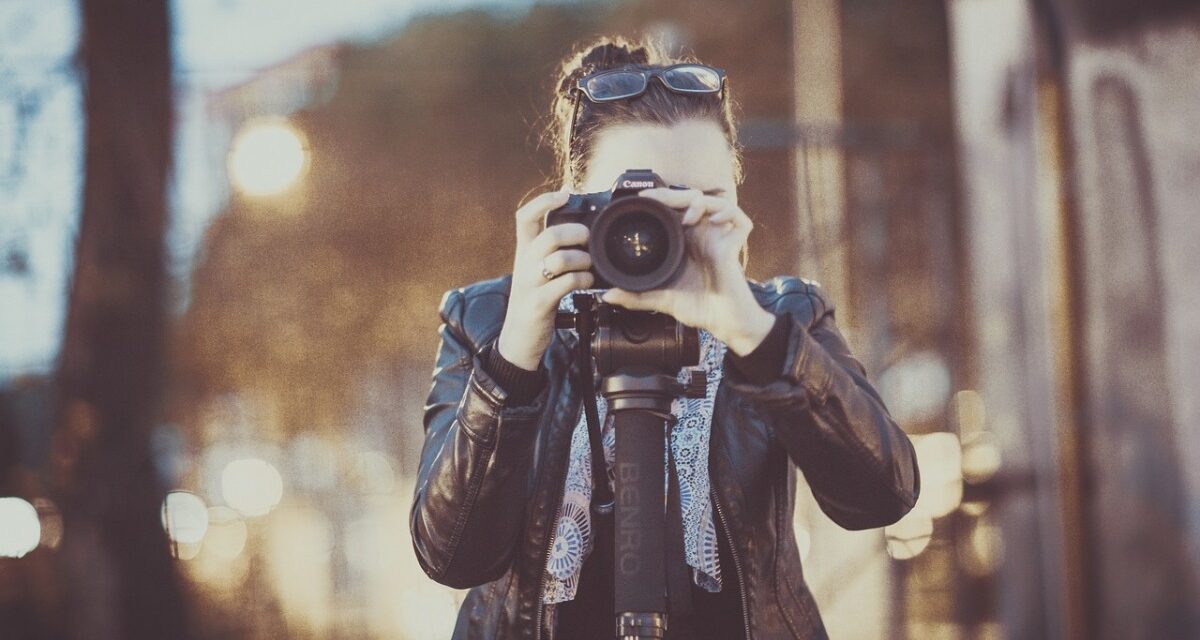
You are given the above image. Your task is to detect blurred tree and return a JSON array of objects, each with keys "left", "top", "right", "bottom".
[{"left": 52, "top": 0, "right": 189, "bottom": 638}]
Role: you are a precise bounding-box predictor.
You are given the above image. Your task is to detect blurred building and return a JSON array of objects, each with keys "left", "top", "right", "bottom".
[{"left": 782, "top": 0, "right": 1200, "bottom": 638}]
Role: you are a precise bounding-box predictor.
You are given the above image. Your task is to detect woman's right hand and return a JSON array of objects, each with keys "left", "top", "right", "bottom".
[{"left": 496, "top": 190, "right": 594, "bottom": 371}]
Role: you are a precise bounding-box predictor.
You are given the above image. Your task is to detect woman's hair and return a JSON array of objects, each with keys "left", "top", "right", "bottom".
[{"left": 547, "top": 36, "right": 743, "bottom": 190}]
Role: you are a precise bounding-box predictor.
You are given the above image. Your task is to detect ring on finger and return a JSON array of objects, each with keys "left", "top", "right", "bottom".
[{"left": 539, "top": 258, "right": 556, "bottom": 281}]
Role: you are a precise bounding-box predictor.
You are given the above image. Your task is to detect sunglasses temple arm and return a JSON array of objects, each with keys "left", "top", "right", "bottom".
[{"left": 567, "top": 93, "right": 582, "bottom": 163}]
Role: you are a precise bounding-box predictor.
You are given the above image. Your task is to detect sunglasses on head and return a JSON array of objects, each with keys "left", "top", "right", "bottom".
[
  {"left": 575, "top": 63, "right": 726, "bottom": 102},
  {"left": 567, "top": 63, "right": 727, "bottom": 161}
]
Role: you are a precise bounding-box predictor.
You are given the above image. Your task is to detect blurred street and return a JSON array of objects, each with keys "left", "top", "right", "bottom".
[{"left": 2, "top": 0, "right": 1199, "bottom": 638}]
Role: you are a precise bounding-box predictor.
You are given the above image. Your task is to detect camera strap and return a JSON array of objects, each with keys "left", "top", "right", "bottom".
[{"left": 573, "top": 299, "right": 614, "bottom": 514}]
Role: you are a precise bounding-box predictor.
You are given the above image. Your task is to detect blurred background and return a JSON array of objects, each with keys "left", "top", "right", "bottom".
[{"left": 1, "top": 0, "right": 1198, "bottom": 638}]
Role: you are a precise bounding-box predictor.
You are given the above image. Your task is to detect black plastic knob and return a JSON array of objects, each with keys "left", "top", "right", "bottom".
[{"left": 685, "top": 370, "right": 707, "bottom": 398}]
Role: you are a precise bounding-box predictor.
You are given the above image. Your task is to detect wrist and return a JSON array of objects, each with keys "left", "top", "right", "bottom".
[
  {"left": 483, "top": 342, "right": 546, "bottom": 405},
  {"left": 722, "top": 306, "right": 777, "bottom": 356},
  {"left": 712, "top": 279, "right": 775, "bottom": 355},
  {"left": 497, "top": 323, "right": 544, "bottom": 371}
]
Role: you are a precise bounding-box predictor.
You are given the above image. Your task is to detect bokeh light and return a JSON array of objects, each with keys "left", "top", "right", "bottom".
[
  {"left": 912, "top": 432, "right": 964, "bottom": 518},
  {"left": 884, "top": 508, "right": 934, "bottom": 561},
  {"left": 221, "top": 458, "right": 284, "bottom": 517},
  {"left": 0, "top": 497, "right": 42, "bottom": 558},
  {"left": 161, "top": 490, "right": 210, "bottom": 545},
  {"left": 959, "top": 517, "right": 1005, "bottom": 577},
  {"left": 33, "top": 498, "right": 64, "bottom": 550},
  {"left": 228, "top": 118, "right": 309, "bottom": 197},
  {"left": 174, "top": 541, "right": 204, "bottom": 561},
  {"left": 289, "top": 433, "right": 338, "bottom": 493},
  {"left": 395, "top": 585, "right": 462, "bottom": 638},
  {"left": 266, "top": 504, "right": 334, "bottom": 635},
  {"left": 795, "top": 526, "right": 812, "bottom": 563},
  {"left": 951, "top": 389, "right": 987, "bottom": 435},
  {"left": 182, "top": 506, "right": 252, "bottom": 593},
  {"left": 962, "top": 431, "right": 1002, "bottom": 484},
  {"left": 350, "top": 450, "right": 396, "bottom": 495},
  {"left": 204, "top": 506, "right": 249, "bottom": 560},
  {"left": 877, "top": 351, "right": 952, "bottom": 426},
  {"left": 960, "top": 501, "right": 989, "bottom": 517}
]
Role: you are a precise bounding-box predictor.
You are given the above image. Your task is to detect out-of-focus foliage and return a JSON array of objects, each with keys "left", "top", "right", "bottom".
[{"left": 171, "top": 0, "right": 795, "bottom": 436}]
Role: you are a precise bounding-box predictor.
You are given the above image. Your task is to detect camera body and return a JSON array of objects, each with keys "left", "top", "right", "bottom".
[{"left": 545, "top": 169, "right": 686, "bottom": 292}]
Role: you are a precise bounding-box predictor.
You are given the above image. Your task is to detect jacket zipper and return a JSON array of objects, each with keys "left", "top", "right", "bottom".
[
  {"left": 712, "top": 489, "right": 752, "bottom": 640},
  {"left": 534, "top": 399, "right": 581, "bottom": 640}
]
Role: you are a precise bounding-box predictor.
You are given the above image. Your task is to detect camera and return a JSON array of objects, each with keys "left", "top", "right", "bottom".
[{"left": 545, "top": 169, "right": 686, "bottom": 292}]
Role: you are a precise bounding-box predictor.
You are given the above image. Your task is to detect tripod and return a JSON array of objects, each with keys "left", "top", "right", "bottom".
[{"left": 557, "top": 293, "right": 707, "bottom": 639}]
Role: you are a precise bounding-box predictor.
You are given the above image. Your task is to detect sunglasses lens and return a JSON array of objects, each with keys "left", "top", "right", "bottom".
[
  {"left": 585, "top": 72, "right": 646, "bottom": 101},
  {"left": 662, "top": 65, "right": 722, "bottom": 92}
]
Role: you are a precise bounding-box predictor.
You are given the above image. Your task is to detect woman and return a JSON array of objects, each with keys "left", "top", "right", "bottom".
[{"left": 411, "top": 37, "right": 920, "bottom": 639}]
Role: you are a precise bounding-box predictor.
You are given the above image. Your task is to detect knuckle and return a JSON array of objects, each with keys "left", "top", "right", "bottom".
[
  {"left": 518, "top": 191, "right": 561, "bottom": 217},
  {"left": 515, "top": 199, "right": 537, "bottom": 218},
  {"left": 531, "top": 229, "right": 554, "bottom": 252},
  {"left": 551, "top": 224, "right": 587, "bottom": 247},
  {"left": 540, "top": 191, "right": 568, "bottom": 212},
  {"left": 566, "top": 222, "right": 589, "bottom": 239}
]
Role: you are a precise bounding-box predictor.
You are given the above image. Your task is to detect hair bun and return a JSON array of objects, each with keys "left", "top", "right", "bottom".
[
  {"left": 557, "top": 38, "right": 654, "bottom": 94},
  {"left": 580, "top": 42, "right": 650, "bottom": 69}
]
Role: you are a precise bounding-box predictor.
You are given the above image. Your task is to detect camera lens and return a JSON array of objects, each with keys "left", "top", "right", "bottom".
[
  {"left": 604, "top": 213, "right": 669, "bottom": 276},
  {"left": 589, "top": 196, "right": 686, "bottom": 292}
]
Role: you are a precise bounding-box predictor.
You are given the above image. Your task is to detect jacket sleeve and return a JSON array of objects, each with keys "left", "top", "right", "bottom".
[
  {"left": 409, "top": 288, "right": 549, "bottom": 588},
  {"left": 724, "top": 281, "right": 921, "bottom": 530}
]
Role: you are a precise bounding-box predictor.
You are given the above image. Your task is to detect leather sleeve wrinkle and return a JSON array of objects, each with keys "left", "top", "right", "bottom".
[
  {"left": 727, "top": 279, "right": 920, "bottom": 530},
  {"left": 410, "top": 286, "right": 543, "bottom": 588}
]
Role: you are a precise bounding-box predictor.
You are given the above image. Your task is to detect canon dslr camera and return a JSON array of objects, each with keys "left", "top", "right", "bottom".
[{"left": 545, "top": 169, "right": 687, "bottom": 292}]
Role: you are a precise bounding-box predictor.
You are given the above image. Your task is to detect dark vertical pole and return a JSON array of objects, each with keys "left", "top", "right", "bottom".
[
  {"left": 53, "top": 0, "right": 188, "bottom": 638},
  {"left": 612, "top": 408, "right": 668, "bottom": 632}
]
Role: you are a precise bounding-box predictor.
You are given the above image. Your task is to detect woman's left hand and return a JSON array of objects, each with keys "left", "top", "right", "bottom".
[{"left": 600, "top": 187, "right": 777, "bottom": 356}]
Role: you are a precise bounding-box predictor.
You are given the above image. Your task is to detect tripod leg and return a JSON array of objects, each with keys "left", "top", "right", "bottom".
[{"left": 612, "top": 408, "right": 668, "bottom": 639}]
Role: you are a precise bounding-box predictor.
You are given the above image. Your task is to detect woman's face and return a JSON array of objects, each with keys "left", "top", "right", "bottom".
[{"left": 577, "top": 119, "right": 738, "bottom": 203}]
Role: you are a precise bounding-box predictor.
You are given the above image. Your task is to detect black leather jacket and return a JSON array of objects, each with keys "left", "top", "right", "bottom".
[{"left": 411, "top": 274, "right": 920, "bottom": 639}]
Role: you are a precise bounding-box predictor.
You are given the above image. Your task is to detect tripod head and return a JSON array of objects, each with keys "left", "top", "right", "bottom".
[{"left": 556, "top": 292, "right": 707, "bottom": 395}]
